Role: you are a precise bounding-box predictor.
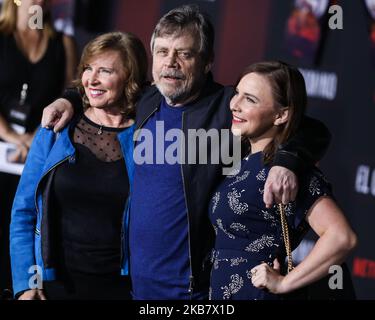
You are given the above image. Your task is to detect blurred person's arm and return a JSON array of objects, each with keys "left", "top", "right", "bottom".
[{"left": 0, "top": 113, "right": 23, "bottom": 145}]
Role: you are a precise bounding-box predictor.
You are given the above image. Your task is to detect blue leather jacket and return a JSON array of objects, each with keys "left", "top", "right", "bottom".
[{"left": 9, "top": 122, "right": 135, "bottom": 296}]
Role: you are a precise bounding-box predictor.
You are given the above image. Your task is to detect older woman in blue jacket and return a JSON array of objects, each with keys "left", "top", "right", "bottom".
[{"left": 10, "top": 32, "right": 148, "bottom": 300}]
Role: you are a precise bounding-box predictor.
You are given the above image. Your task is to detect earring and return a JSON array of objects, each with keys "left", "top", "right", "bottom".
[{"left": 14, "top": 0, "right": 22, "bottom": 7}]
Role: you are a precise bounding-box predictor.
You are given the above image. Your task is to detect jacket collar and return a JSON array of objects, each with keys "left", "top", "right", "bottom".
[
  {"left": 136, "top": 73, "right": 224, "bottom": 129},
  {"left": 42, "top": 123, "right": 75, "bottom": 172}
]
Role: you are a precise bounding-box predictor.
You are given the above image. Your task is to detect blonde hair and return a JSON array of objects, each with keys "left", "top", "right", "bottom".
[
  {"left": 0, "top": 0, "right": 55, "bottom": 37},
  {"left": 74, "top": 32, "right": 148, "bottom": 119}
]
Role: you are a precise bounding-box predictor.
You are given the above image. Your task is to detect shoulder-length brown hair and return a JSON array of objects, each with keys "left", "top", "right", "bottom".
[
  {"left": 0, "top": 0, "right": 55, "bottom": 37},
  {"left": 73, "top": 32, "right": 148, "bottom": 120},
  {"left": 237, "top": 61, "right": 307, "bottom": 165}
]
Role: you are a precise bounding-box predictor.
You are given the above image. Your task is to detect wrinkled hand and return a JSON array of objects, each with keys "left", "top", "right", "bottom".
[
  {"left": 250, "top": 262, "right": 286, "bottom": 294},
  {"left": 18, "top": 289, "right": 47, "bottom": 300},
  {"left": 41, "top": 98, "right": 73, "bottom": 133},
  {"left": 7, "top": 144, "right": 28, "bottom": 163},
  {"left": 263, "top": 166, "right": 298, "bottom": 208}
]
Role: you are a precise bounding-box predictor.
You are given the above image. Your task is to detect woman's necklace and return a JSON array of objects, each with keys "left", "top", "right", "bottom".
[
  {"left": 97, "top": 125, "right": 103, "bottom": 135},
  {"left": 91, "top": 108, "right": 125, "bottom": 135},
  {"left": 91, "top": 109, "right": 104, "bottom": 135}
]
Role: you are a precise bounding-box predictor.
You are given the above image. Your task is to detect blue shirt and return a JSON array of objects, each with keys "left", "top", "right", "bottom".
[{"left": 130, "top": 99, "right": 193, "bottom": 299}]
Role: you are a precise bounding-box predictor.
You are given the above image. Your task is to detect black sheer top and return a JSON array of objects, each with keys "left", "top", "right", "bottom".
[{"left": 52, "top": 115, "right": 129, "bottom": 275}]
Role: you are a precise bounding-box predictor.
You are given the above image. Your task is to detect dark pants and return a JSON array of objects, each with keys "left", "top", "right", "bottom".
[{"left": 43, "top": 273, "right": 132, "bottom": 300}]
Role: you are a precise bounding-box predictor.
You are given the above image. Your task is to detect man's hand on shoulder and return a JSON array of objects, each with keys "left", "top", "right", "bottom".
[{"left": 41, "top": 98, "right": 74, "bottom": 133}]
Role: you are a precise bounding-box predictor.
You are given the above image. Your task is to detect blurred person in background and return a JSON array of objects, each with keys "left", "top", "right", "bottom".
[{"left": 0, "top": 0, "right": 76, "bottom": 297}]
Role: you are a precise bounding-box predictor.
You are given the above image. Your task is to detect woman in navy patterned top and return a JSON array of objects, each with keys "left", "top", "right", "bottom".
[{"left": 209, "top": 61, "right": 357, "bottom": 300}]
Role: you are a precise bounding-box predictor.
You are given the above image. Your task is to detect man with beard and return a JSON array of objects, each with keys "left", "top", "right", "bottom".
[{"left": 41, "top": 5, "right": 330, "bottom": 299}]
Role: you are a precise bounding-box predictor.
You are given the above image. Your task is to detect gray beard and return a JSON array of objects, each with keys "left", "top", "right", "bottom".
[
  {"left": 156, "top": 84, "right": 190, "bottom": 105},
  {"left": 156, "top": 77, "right": 206, "bottom": 106}
]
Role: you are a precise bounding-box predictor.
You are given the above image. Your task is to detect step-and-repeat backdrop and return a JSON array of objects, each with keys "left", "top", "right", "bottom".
[{"left": 1, "top": 0, "right": 372, "bottom": 299}]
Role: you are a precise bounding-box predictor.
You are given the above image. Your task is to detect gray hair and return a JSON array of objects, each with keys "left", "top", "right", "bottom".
[{"left": 150, "top": 4, "right": 215, "bottom": 64}]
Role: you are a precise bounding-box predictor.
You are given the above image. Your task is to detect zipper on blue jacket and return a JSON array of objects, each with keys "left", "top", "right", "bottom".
[
  {"left": 118, "top": 130, "right": 134, "bottom": 274},
  {"left": 119, "top": 197, "right": 131, "bottom": 273},
  {"left": 33, "top": 155, "right": 73, "bottom": 275},
  {"left": 34, "top": 156, "right": 73, "bottom": 216}
]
